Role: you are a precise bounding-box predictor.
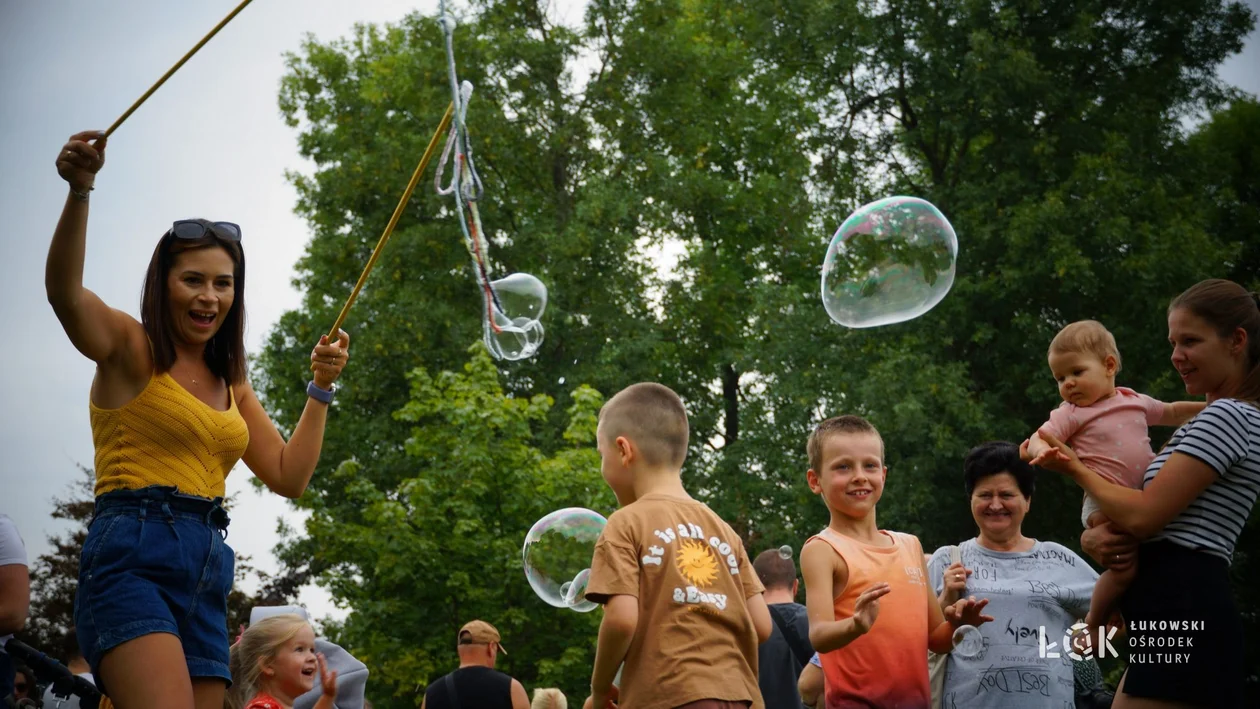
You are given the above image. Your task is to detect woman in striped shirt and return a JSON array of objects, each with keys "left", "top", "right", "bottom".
[{"left": 1031, "top": 278, "right": 1260, "bottom": 708}]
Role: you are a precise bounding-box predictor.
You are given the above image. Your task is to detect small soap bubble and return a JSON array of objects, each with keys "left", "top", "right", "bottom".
[
  {"left": 484, "top": 272, "right": 547, "bottom": 361},
  {"left": 952, "top": 625, "right": 984, "bottom": 658},
  {"left": 821, "top": 196, "right": 957, "bottom": 328},
  {"left": 563, "top": 568, "right": 596, "bottom": 613},
  {"left": 523, "top": 508, "right": 606, "bottom": 612},
  {"left": 778, "top": 545, "right": 793, "bottom": 560}
]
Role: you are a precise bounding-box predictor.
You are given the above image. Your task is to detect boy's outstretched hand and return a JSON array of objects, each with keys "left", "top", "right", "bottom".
[
  {"left": 853, "top": 582, "right": 892, "bottom": 634},
  {"left": 945, "top": 596, "right": 994, "bottom": 628}
]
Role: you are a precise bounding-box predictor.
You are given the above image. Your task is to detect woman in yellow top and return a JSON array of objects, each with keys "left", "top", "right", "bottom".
[{"left": 46, "top": 130, "right": 351, "bottom": 709}]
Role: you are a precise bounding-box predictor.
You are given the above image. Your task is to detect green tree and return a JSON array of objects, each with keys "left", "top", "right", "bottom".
[
  {"left": 279, "top": 344, "right": 611, "bottom": 705},
  {"left": 16, "top": 468, "right": 95, "bottom": 653}
]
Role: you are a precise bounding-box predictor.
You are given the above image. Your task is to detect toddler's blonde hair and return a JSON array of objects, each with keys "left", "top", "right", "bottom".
[
  {"left": 1049, "top": 320, "right": 1122, "bottom": 372},
  {"left": 531, "top": 688, "right": 568, "bottom": 709},
  {"left": 225, "top": 614, "right": 312, "bottom": 709}
]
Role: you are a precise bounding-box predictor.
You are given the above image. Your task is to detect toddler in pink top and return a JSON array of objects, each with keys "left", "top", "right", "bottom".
[{"left": 1024, "top": 321, "right": 1204, "bottom": 633}]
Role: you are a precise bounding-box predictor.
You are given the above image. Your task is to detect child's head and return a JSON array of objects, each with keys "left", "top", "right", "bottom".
[
  {"left": 1048, "top": 320, "right": 1121, "bottom": 407},
  {"left": 227, "top": 614, "right": 318, "bottom": 709},
  {"left": 531, "top": 688, "right": 568, "bottom": 709},
  {"left": 597, "top": 382, "right": 689, "bottom": 504},
  {"left": 805, "top": 415, "right": 886, "bottom": 519}
]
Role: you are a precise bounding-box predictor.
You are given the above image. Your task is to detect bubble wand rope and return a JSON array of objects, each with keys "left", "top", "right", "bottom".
[
  {"left": 434, "top": 2, "right": 507, "bottom": 333},
  {"left": 102, "top": 0, "right": 257, "bottom": 139},
  {"left": 318, "top": 102, "right": 455, "bottom": 349}
]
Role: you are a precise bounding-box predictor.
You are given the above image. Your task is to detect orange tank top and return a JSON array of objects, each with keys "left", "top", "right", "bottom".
[
  {"left": 807, "top": 527, "right": 931, "bottom": 709},
  {"left": 90, "top": 371, "right": 250, "bottom": 499}
]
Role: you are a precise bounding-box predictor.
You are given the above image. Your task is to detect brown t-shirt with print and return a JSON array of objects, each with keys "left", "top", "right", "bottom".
[{"left": 585, "top": 493, "right": 765, "bottom": 709}]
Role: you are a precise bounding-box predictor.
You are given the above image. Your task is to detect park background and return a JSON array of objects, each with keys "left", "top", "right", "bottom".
[{"left": 2, "top": 0, "right": 1258, "bottom": 706}]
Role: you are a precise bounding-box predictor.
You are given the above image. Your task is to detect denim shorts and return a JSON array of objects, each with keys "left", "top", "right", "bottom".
[{"left": 74, "top": 486, "right": 235, "bottom": 688}]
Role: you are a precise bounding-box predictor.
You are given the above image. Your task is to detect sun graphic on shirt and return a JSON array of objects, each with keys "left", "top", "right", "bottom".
[{"left": 675, "top": 539, "right": 720, "bottom": 587}]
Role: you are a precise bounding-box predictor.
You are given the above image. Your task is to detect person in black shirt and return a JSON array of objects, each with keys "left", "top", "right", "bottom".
[
  {"left": 753, "top": 548, "right": 814, "bottom": 709},
  {"left": 421, "top": 620, "right": 529, "bottom": 709}
]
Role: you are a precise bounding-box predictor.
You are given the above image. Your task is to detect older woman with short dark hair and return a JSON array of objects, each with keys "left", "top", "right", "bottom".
[{"left": 926, "top": 441, "right": 1098, "bottom": 709}]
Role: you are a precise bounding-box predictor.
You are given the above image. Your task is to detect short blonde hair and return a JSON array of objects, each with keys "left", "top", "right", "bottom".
[
  {"left": 531, "top": 688, "right": 568, "bottom": 709},
  {"left": 226, "top": 614, "right": 311, "bottom": 709},
  {"left": 1049, "top": 320, "right": 1122, "bottom": 372},
  {"left": 598, "top": 383, "right": 690, "bottom": 468},
  {"left": 806, "top": 415, "right": 883, "bottom": 473}
]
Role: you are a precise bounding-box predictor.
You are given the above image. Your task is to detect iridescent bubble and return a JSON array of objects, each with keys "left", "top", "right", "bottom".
[
  {"left": 778, "top": 545, "right": 793, "bottom": 560},
  {"left": 952, "top": 624, "right": 984, "bottom": 658},
  {"left": 484, "top": 272, "right": 547, "bottom": 361},
  {"left": 821, "top": 196, "right": 957, "bottom": 328},
  {"left": 523, "top": 508, "right": 606, "bottom": 612}
]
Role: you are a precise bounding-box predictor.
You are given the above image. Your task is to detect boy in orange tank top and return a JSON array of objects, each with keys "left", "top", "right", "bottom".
[
  {"left": 800, "top": 416, "right": 992, "bottom": 709},
  {"left": 582, "top": 383, "right": 773, "bottom": 709}
]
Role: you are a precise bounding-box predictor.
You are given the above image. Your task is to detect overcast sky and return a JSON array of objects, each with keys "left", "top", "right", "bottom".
[{"left": 1, "top": 0, "right": 1255, "bottom": 624}]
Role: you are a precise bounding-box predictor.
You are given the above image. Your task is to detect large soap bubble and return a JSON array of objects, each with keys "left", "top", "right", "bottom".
[
  {"left": 484, "top": 273, "right": 547, "bottom": 361},
  {"left": 523, "top": 508, "right": 606, "bottom": 613},
  {"left": 821, "top": 196, "right": 957, "bottom": 328}
]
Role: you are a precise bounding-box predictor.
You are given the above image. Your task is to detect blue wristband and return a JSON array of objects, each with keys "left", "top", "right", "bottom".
[{"left": 307, "top": 380, "right": 335, "bottom": 404}]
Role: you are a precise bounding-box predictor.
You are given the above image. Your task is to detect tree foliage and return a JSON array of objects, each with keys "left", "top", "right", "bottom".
[
  {"left": 16, "top": 468, "right": 95, "bottom": 653},
  {"left": 274, "top": 344, "right": 611, "bottom": 702},
  {"left": 257, "top": 1, "right": 1258, "bottom": 705}
]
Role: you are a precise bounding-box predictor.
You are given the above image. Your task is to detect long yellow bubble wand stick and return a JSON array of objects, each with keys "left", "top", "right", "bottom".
[
  {"left": 102, "top": 0, "right": 258, "bottom": 138},
  {"left": 315, "top": 103, "right": 456, "bottom": 357}
]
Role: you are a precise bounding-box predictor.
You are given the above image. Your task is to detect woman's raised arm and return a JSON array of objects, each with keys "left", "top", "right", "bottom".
[{"left": 46, "top": 131, "right": 143, "bottom": 365}]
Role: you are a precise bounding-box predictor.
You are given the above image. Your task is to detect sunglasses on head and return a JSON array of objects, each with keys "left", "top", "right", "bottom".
[{"left": 167, "top": 219, "right": 242, "bottom": 242}]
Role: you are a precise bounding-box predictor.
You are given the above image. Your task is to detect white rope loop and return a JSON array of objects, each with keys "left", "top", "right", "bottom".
[{"left": 436, "top": 1, "right": 502, "bottom": 319}]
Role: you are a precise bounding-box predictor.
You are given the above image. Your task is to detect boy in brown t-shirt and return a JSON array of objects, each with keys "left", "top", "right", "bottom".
[{"left": 583, "top": 383, "right": 772, "bottom": 709}]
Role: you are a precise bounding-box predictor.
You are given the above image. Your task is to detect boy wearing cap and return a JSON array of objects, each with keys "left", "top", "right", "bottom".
[
  {"left": 583, "top": 383, "right": 772, "bottom": 709},
  {"left": 421, "top": 620, "right": 530, "bottom": 709}
]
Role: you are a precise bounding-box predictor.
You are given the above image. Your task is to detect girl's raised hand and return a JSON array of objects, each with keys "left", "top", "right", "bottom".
[
  {"left": 56, "top": 131, "right": 107, "bottom": 192},
  {"left": 317, "top": 652, "right": 337, "bottom": 697}
]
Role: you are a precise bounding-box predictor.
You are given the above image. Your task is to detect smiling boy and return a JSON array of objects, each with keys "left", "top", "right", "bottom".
[{"left": 800, "top": 416, "right": 991, "bottom": 708}]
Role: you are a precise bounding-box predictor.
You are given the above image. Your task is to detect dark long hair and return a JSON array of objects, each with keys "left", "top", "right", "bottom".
[
  {"left": 139, "top": 228, "right": 247, "bottom": 384},
  {"left": 1169, "top": 279, "right": 1260, "bottom": 404}
]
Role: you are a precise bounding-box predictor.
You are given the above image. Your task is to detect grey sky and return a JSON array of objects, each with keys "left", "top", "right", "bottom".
[{"left": 0, "top": 0, "right": 1254, "bottom": 623}]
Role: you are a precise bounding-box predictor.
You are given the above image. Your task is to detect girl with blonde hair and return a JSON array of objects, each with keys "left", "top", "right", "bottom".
[{"left": 226, "top": 615, "right": 337, "bottom": 709}]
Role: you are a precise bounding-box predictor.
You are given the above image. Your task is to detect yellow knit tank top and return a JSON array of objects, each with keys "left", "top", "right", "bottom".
[{"left": 90, "top": 371, "right": 250, "bottom": 499}]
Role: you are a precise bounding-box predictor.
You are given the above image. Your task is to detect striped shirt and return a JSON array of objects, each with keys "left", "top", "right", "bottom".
[{"left": 1146, "top": 398, "right": 1260, "bottom": 562}]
